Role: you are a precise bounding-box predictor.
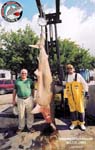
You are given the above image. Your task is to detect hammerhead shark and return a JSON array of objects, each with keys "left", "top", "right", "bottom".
[{"left": 29, "top": 32, "right": 56, "bottom": 129}]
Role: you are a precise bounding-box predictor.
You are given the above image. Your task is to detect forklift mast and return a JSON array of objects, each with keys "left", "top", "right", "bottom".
[{"left": 36, "top": 0, "right": 64, "bottom": 82}]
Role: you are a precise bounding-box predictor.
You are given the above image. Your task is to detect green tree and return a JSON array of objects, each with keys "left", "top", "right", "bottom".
[
  {"left": 1, "top": 25, "right": 39, "bottom": 78},
  {"left": 0, "top": 26, "right": 95, "bottom": 79},
  {"left": 59, "top": 39, "right": 95, "bottom": 71},
  {"left": 0, "top": 48, "right": 6, "bottom": 68}
]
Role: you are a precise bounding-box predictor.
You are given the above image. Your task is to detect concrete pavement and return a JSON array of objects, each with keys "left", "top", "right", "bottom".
[{"left": 0, "top": 94, "right": 95, "bottom": 150}]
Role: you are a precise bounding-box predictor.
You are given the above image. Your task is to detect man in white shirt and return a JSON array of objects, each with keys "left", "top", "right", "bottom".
[{"left": 65, "top": 64, "right": 88, "bottom": 130}]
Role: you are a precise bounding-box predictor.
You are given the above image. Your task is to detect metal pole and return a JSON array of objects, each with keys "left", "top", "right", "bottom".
[{"left": 45, "top": 25, "right": 49, "bottom": 54}]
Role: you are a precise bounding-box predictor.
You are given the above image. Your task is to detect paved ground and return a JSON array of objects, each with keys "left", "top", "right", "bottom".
[
  {"left": 0, "top": 94, "right": 95, "bottom": 150},
  {"left": 0, "top": 94, "right": 12, "bottom": 112},
  {"left": 0, "top": 94, "right": 12, "bottom": 104}
]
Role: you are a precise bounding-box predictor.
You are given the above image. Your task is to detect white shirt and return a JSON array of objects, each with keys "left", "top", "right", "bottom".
[{"left": 67, "top": 73, "right": 88, "bottom": 92}]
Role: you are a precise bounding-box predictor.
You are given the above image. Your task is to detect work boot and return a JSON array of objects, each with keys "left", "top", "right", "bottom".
[
  {"left": 69, "top": 124, "right": 76, "bottom": 130},
  {"left": 80, "top": 124, "right": 86, "bottom": 131}
]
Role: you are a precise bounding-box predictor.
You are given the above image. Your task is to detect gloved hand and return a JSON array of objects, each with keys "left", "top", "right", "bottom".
[{"left": 85, "top": 92, "right": 89, "bottom": 99}]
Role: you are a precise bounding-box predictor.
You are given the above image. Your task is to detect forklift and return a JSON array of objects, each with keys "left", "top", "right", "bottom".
[{"left": 35, "top": 0, "right": 69, "bottom": 122}]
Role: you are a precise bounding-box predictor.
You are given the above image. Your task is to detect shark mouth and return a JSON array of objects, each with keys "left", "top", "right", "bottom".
[{"left": 14, "top": 12, "right": 20, "bottom": 16}]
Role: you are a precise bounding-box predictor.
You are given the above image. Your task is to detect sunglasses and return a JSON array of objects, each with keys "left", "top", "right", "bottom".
[
  {"left": 67, "top": 68, "right": 73, "bottom": 70},
  {"left": 21, "top": 72, "right": 27, "bottom": 74}
]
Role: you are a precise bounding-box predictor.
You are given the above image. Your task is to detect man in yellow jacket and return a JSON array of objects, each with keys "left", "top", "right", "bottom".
[{"left": 65, "top": 64, "right": 88, "bottom": 130}]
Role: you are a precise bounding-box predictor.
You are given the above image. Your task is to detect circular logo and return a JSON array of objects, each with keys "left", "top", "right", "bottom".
[{"left": 1, "top": 1, "right": 23, "bottom": 22}]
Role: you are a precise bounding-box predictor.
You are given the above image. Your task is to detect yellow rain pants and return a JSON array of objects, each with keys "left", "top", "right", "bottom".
[{"left": 65, "top": 81, "right": 85, "bottom": 125}]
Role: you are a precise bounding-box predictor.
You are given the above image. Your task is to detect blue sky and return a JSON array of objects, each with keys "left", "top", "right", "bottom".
[
  {"left": 1, "top": 0, "right": 95, "bottom": 19},
  {"left": 64, "top": 0, "right": 95, "bottom": 15},
  {"left": 0, "top": 0, "right": 55, "bottom": 19},
  {"left": 0, "top": 0, "right": 95, "bottom": 55}
]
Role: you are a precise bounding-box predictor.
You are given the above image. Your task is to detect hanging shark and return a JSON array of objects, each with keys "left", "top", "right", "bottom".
[{"left": 29, "top": 33, "right": 56, "bottom": 129}]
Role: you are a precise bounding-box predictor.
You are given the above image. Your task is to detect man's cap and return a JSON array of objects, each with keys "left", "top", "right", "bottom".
[{"left": 66, "top": 64, "right": 74, "bottom": 69}]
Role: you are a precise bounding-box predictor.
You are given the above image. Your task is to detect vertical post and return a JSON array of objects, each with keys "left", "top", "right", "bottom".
[
  {"left": 55, "top": 23, "right": 64, "bottom": 81},
  {"left": 54, "top": 23, "right": 64, "bottom": 108},
  {"left": 56, "top": 0, "right": 60, "bottom": 20},
  {"left": 45, "top": 25, "right": 49, "bottom": 54}
]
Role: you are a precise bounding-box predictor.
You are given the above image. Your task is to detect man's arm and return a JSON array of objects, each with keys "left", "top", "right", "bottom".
[{"left": 12, "top": 89, "right": 16, "bottom": 105}]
